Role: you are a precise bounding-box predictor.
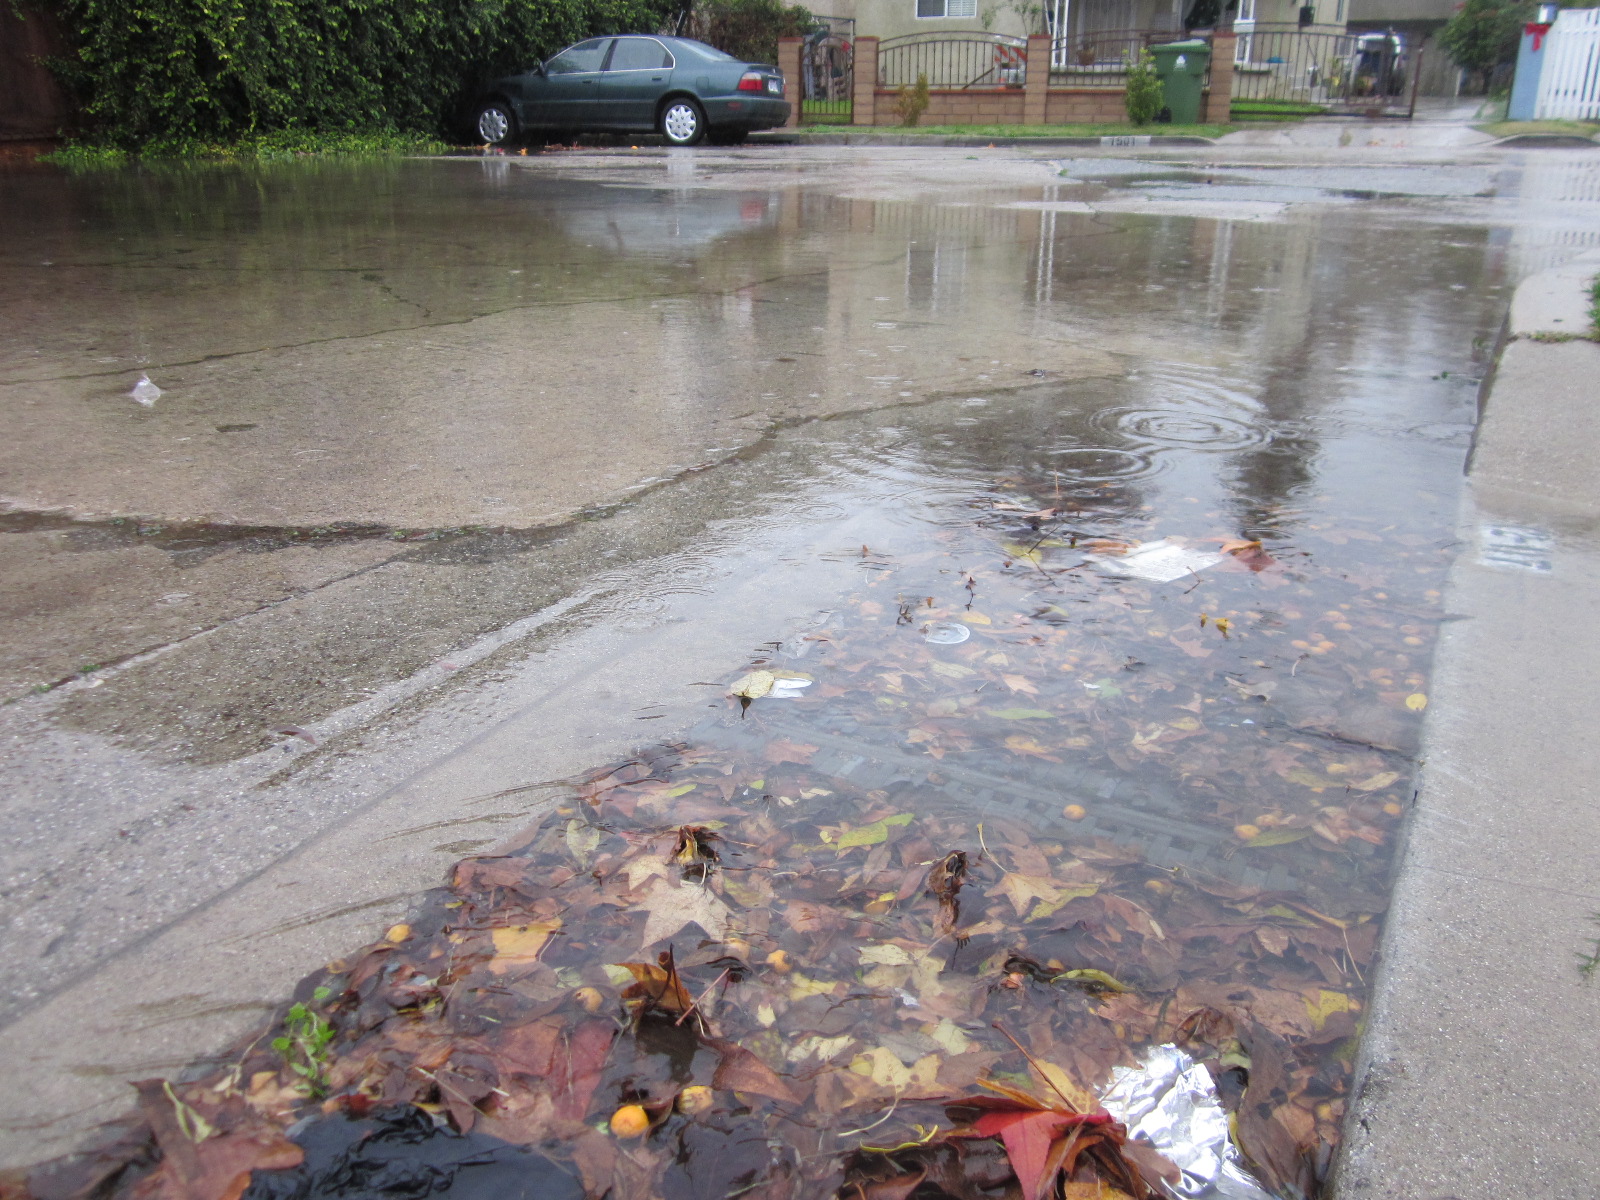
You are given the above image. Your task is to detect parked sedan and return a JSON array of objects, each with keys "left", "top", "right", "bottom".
[{"left": 472, "top": 35, "right": 789, "bottom": 147}]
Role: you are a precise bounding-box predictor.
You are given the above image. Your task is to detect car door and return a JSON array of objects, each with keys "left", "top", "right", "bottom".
[
  {"left": 524, "top": 38, "right": 612, "bottom": 129},
  {"left": 593, "top": 37, "right": 675, "bottom": 129}
]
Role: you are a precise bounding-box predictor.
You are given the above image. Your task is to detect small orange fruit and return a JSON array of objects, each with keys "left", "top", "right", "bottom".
[
  {"left": 610, "top": 1104, "right": 650, "bottom": 1138},
  {"left": 1234, "top": 823, "right": 1261, "bottom": 841},
  {"left": 574, "top": 987, "right": 605, "bottom": 1013},
  {"left": 1062, "top": 804, "right": 1086, "bottom": 821}
]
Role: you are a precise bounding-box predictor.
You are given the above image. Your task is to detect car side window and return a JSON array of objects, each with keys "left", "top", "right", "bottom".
[
  {"left": 546, "top": 39, "right": 611, "bottom": 74},
  {"left": 606, "top": 38, "right": 672, "bottom": 72}
]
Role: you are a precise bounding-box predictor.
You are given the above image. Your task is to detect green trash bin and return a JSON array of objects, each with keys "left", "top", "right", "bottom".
[{"left": 1147, "top": 39, "right": 1210, "bottom": 125}]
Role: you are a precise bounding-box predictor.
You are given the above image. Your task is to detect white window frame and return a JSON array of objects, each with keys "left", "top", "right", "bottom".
[{"left": 916, "top": 0, "right": 979, "bottom": 19}]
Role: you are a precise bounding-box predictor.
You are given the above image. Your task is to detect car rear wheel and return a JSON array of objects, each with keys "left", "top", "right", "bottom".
[
  {"left": 660, "top": 99, "right": 706, "bottom": 146},
  {"left": 475, "top": 102, "right": 517, "bottom": 147}
]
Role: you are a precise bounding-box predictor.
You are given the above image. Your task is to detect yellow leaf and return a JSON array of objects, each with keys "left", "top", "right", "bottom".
[
  {"left": 960, "top": 612, "right": 992, "bottom": 625},
  {"left": 788, "top": 973, "right": 838, "bottom": 1000},
  {"left": 859, "top": 944, "right": 914, "bottom": 967},
  {"left": 835, "top": 812, "right": 914, "bottom": 849},
  {"left": 1405, "top": 692, "right": 1428, "bottom": 711},
  {"left": 1284, "top": 766, "right": 1342, "bottom": 790},
  {"left": 931, "top": 661, "right": 975, "bottom": 679},
  {"left": 1304, "top": 989, "right": 1353, "bottom": 1030},
  {"left": 909, "top": 1053, "right": 941, "bottom": 1092},
  {"left": 385, "top": 924, "right": 411, "bottom": 943},
  {"left": 489, "top": 920, "right": 561, "bottom": 971},
  {"left": 1063, "top": 1185, "right": 1134, "bottom": 1200},
  {"left": 1245, "top": 827, "right": 1313, "bottom": 848},
  {"left": 1169, "top": 716, "right": 1202, "bottom": 731},
  {"left": 850, "top": 1046, "right": 911, "bottom": 1090},
  {"left": 731, "top": 670, "right": 775, "bottom": 699},
  {"left": 1055, "top": 968, "right": 1133, "bottom": 994},
  {"left": 1030, "top": 882, "right": 1098, "bottom": 920},
  {"left": 1353, "top": 771, "right": 1400, "bottom": 791},
  {"left": 929, "top": 1018, "right": 973, "bottom": 1055},
  {"left": 1034, "top": 1061, "right": 1098, "bottom": 1113},
  {"left": 996, "top": 872, "right": 1060, "bottom": 918},
  {"left": 1000, "top": 543, "right": 1042, "bottom": 564}
]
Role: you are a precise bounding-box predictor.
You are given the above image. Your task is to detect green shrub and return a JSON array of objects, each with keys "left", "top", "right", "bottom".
[
  {"left": 52, "top": 0, "right": 682, "bottom": 147},
  {"left": 1124, "top": 49, "right": 1162, "bottom": 126},
  {"left": 896, "top": 73, "right": 931, "bottom": 127},
  {"left": 687, "top": 0, "right": 814, "bottom": 65}
]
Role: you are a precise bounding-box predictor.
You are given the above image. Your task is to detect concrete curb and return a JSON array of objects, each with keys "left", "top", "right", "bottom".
[
  {"left": 1335, "top": 253, "right": 1600, "bottom": 1198},
  {"left": 751, "top": 131, "right": 1218, "bottom": 147},
  {"left": 1489, "top": 133, "right": 1600, "bottom": 148}
]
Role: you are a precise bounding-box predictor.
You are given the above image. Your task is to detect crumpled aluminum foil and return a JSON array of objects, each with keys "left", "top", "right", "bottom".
[{"left": 1098, "top": 1044, "right": 1279, "bottom": 1200}]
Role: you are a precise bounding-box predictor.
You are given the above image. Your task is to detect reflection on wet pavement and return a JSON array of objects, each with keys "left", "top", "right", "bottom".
[{"left": 3, "top": 145, "right": 1600, "bottom": 1187}]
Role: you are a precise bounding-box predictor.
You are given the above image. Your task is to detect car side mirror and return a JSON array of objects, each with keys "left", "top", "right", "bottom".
[{"left": 532, "top": 61, "right": 546, "bottom": 76}]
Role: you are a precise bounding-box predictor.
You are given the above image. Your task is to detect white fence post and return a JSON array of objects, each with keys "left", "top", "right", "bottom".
[{"left": 1536, "top": 8, "right": 1600, "bottom": 120}]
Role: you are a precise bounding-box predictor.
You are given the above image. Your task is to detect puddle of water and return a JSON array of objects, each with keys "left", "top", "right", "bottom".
[
  {"left": 12, "top": 154, "right": 1593, "bottom": 1193},
  {"left": 28, "top": 350, "right": 1477, "bottom": 1195}
]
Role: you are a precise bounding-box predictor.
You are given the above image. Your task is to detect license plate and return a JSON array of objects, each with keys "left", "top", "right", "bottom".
[{"left": 766, "top": 78, "right": 782, "bottom": 94}]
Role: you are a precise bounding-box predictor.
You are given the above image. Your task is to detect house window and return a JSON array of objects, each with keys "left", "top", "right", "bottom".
[{"left": 917, "top": 0, "right": 978, "bottom": 18}]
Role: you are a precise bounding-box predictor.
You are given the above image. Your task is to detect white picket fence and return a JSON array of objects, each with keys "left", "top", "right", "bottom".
[{"left": 1536, "top": 8, "right": 1600, "bottom": 120}]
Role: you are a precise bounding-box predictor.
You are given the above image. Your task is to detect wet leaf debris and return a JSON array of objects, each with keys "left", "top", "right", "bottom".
[{"left": 10, "top": 462, "right": 1454, "bottom": 1200}]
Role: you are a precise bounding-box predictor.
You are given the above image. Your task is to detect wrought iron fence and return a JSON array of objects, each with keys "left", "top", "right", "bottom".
[
  {"left": 1048, "top": 28, "right": 1169, "bottom": 74},
  {"left": 1229, "top": 25, "right": 1410, "bottom": 111},
  {"left": 800, "top": 19, "right": 854, "bottom": 124},
  {"left": 878, "top": 31, "right": 1029, "bottom": 89}
]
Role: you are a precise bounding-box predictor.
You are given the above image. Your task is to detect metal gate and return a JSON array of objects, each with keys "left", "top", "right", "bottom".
[
  {"left": 800, "top": 19, "right": 854, "bottom": 125},
  {"left": 1230, "top": 25, "right": 1420, "bottom": 118}
]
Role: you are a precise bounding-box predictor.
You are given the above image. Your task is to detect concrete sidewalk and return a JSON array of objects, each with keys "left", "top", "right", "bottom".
[{"left": 1337, "top": 257, "right": 1600, "bottom": 1196}]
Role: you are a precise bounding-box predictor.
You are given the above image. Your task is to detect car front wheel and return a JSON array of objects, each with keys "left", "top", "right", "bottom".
[
  {"left": 660, "top": 99, "right": 706, "bottom": 146},
  {"left": 475, "top": 101, "right": 517, "bottom": 147}
]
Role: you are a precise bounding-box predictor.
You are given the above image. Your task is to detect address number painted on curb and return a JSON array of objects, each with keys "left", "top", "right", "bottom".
[
  {"left": 1100, "top": 135, "right": 1152, "bottom": 147},
  {"left": 1479, "top": 524, "right": 1554, "bottom": 572}
]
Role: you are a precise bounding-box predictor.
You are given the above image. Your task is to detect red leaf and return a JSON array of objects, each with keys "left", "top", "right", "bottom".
[
  {"left": 979, "top": 1110, "right": 1075, "bottom": 1200},
  {"left": 550, "top": 1020, "right": 614, "bottom": 1122}
]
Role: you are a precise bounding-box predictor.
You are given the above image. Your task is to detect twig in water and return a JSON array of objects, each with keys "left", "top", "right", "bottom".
[
  {"left": 991, "top": 1021, "right": 1079, "bottom": 1112},
  {"left": 977, "top": 822, "right": 1008, "bottom": 873},
  {"left": 675, "top": 966, "right": 732, "bottom": 1028}
]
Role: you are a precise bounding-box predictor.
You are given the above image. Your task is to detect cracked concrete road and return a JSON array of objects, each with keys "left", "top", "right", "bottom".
[{"left": 1, "top": 138, "right": 1598, "bottom": 1169}]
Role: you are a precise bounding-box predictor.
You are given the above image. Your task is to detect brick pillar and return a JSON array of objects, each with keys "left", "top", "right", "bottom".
[
  {"left": 853, "top": 36, "right": 879, "bottom": 126},
  {"left": 777, "top": 36, "right": 803, "bottom": 128},
  {"left": 1024, "top": 34, "right": 1051, "bottom": 126},
  {"left": 1206, "top": 34, "right": 1236, "bottom": 124}
]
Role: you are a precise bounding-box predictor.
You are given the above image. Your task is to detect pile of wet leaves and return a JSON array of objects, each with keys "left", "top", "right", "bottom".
[{"left": 8, "top": 471, "right": 1448, "bottom": 1200}]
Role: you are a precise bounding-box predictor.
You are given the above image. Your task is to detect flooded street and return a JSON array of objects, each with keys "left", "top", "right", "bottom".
[{"left": 2, "top": 143, "right": 1599, "bottom": 1193}]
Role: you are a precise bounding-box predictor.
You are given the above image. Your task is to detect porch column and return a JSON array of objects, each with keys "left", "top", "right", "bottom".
[
  {"left": 778, "top": 36, "right": 803, "bottom": 128},
  {"left": 1024, "top": 34, "right": 1052, "bottom": 125},
  {"left": 1206, "top": 32, "right": 1236, "bottom": 124},
  {"left": 853, "top": 36, "right": 880, "bottom": 125}
]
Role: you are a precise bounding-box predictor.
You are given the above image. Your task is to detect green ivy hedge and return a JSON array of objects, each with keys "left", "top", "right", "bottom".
[{"left": 52, "top": 0, "right": 683, "bottom": 146}]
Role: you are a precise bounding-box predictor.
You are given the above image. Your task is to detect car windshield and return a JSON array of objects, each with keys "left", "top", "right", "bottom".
[
  {"left": 546, "top": 39, "right": 610, "bottom": 74},
  {"left": 669, "top": 39, "right": 738, "bottom": 63}
]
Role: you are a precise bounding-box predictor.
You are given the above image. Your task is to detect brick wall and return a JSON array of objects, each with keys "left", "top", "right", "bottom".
[
  {"left": 870, "top": 88, "right": 1027, "bottom": 126},
  {"left": 853, "top": 33, "right": 1234, "bottom": 129},
  {"left": 1206, "top": 34, "right": 1236, "bottom": 124},
  {"left": 777, "top": 36, "right": 802, "bottom": 130},
  {"left": 1043, "top": 90, "right": 1131, "bottom": 124}
]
